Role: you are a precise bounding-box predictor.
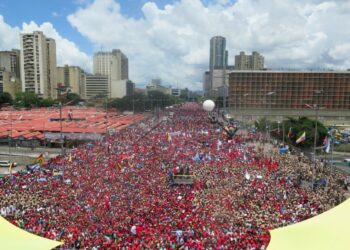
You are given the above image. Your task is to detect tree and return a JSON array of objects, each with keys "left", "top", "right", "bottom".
[
  {"left": 110, "top": 90, "right": 177, "bottom": 112},
  {"left": 63, "top": 92, "right": 82, "bottom": 105},
  {"left": 263, "top": 116, "right": 327, "bottom": 149},
  {"left": 40, "top": 97, "right": 55, "bottom": 107},
  {"left": 0, "top": 92, "right": 12, "bottom": 104},
  {"left": 14, "top": 92, "right": 39, "bottom": 108}
]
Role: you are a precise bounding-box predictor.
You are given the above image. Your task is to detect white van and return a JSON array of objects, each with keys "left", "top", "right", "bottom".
[{"left": 0, "top": 160, "right": 18, "bottom": 168}]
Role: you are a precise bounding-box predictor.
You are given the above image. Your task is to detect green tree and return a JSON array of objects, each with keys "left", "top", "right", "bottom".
[
  {"left": 40, "top": 97, "right": 55, "bottom": 107},
  {"left": 265, "top": 116, "right": 327, "bottom": 149},
  {"left": 0, "top": 92, "right": 12, "bottom": 104},
  {"left": 63, "top": 92, "right": 82, "bottom": 105},
  {"left": 110, "top": 90, "right": 177, "bottom": 112},
  {"left": 14, "top": 92, "right": 39, "bottom": 108}
]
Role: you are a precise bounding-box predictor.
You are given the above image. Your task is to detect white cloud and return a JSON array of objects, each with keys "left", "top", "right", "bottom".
[
  {"left": 67, "top": 0, "right": 350, "bottom": 89},
  {"left": 2, "top": 0, "right": 349, "bottom": 90},
  {"left": 21, "top": 21, "right": 91, "bottom": 71},
  {"left": 0, "top": 15, "right": 91, "bottom": 72},
  {"left": 0, "top": 15, "right": 20, "bottom": 50}
]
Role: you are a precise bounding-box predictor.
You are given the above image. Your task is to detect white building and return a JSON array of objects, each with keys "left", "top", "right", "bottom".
[
  {"left": 111, "top": 80, "right": 134, "bottom": 98},
  {"left": 20, "top": 31, "right": 57, "bottom": 98},
  {"left": 93, "top": 49, "right": 129, "bottom": 98}
]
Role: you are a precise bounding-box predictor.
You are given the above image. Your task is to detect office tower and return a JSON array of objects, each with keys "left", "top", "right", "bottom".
[
  {"left": 85, "top": 74, "right": 109, "bottom": 99},
  {"left": 208, "top": 36, "right": 228, "bottom": 97},
  {"left": 20, "top": 31, "right": 57, "bottom": 98},
  {"left": 235, "top": 51, "right": 264, "bottom": 70},
  {"left": 57, "top": 65, "right": 86, "bottom": 98},
  {"left": 93, "top": 49, "right": 129, "bottom": 98},
  {"left": 210, "top": 36, "right": 227, "bottom": 71}
]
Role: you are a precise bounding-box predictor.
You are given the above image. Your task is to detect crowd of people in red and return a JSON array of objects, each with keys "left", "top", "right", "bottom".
[{"left": 0, "top": 102, "right": 347, "bottom": 249}]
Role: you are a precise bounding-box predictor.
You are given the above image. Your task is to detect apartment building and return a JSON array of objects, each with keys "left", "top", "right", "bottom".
[
  {"left": 234, "top": 51, "right": 264, "bottom": 70},
  {"left": 20, "top": 31, "right": 57, "bottom": 98}
]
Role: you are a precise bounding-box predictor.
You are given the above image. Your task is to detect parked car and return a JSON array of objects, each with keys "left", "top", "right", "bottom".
[{"left": 0, "top": 160, "right": 18, "bottom": 168}]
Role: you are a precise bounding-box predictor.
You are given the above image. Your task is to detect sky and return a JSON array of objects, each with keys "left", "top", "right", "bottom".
[{"left": 0, "top": 0, "right": 350, "bottom": 90}]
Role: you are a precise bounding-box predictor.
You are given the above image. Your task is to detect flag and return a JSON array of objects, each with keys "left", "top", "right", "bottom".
[
  {"left": 324, "top": 136, "right": 331, "bottom": 153},
  {"left": 296, "top": 132, "right": 306, "bottom": 144},
  {"left": 244, "top": 170, "right": 251, "bottom": 180},
  {"left": 8, "top": 162, "right": 13, "bottom": 173},
  {"left": 166, "top": 132, "right": 172, "bottom": 142},
  {"left": 33, "top": 153, "right": 44, "bottom": 165},
  {"left": 288, "top": 127, "right": 292, "bottom": 138},
  {"left": 323, "top": 136, "right": 327, "bottom": 147}
]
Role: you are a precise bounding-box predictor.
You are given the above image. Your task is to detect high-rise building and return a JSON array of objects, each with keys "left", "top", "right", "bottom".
[
  {"left": 210, "top": 36, "right": 227, "bottom": 70},
  {"left": 234, "top": 51, "right": 264, "bottom": 70},
  {"left": 20, "top": 31, "right": 57, "bottom": 98},
  {"left": 203, "top": 71, "right": 210, "bottom": 97},
  {"left": 0, "top": 49, "right": 20, "bottom": 79},
  {"left": 93, "top": 49, "right": 129, "bottom": 98},
  {"left": 85, "top": 74, "right": 109, "bottom": 99},
  {"left": 207, "top": 36, "right": 228, "bottom": 97},
  {"left": 57, "top": 65, "right": 86, "bottom": 98},
  {"left": 46, "top": 38, "right": 57, "bottom": 98}
]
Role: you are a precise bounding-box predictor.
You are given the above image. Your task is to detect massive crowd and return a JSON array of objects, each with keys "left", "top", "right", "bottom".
[{"left": 0, "top": 103, "right": 347, "bottom": 249}]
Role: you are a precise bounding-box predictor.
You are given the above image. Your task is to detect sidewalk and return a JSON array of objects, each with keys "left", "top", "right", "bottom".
[{"left": 0, "top": 146, "right": 61, "bottom": 158}]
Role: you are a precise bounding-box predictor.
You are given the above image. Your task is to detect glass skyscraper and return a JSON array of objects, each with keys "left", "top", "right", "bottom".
[
  {"left": 210, "top": 36, "right": 227, "bottom": 70},
  {"left": 208, "top": 36, "right": 228, "bottom": 97}
]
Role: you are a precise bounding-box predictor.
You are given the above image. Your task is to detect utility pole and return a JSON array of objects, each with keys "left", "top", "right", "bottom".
[
  {"left": 132, "top": 91, "right": 135, "bottom": 114},
  {"left": 330, "top": 132, "right": 334, "bottom": 174},
  {"left": 313, "top": 104, "right": 319, "bottom": 167},
  {"left": 55, "top": 85, "right": 66, "bottom": 155},
  {"left": 105, "top": 98, "right": 109, "bottom": 135},
  {"left": 282, "top": 118, "right": 285, "bottom": 146},
  {"left": 8, "top": 111, "right": 12, "bottom": 155}
]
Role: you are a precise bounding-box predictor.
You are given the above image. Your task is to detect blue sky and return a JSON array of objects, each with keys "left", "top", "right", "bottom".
[
  {"left": 0, "top": 0, "right": 349, "bottom": 90},
  {"left": 0, "top": 0, "right": 176, "bottom": 55}
]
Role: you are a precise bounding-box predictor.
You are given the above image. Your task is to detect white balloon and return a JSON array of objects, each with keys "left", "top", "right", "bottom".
[{"left": 203, "top": 100, "right": 215, "bottom": 112}]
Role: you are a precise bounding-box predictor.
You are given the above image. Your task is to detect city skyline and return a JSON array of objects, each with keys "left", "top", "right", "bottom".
[{"left": 0, "top": 0, "right": 350, "bottom": 90}]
